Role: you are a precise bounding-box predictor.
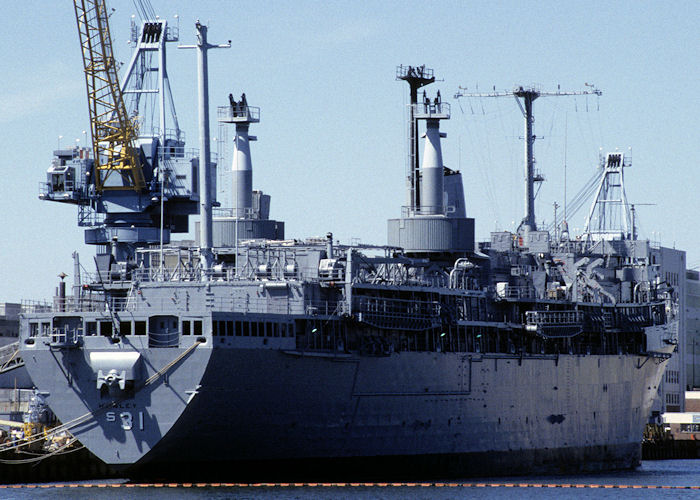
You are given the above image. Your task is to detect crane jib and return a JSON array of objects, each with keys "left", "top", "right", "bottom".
[{"left": 74, "top": 0, "right": 145, "bottom": 192}]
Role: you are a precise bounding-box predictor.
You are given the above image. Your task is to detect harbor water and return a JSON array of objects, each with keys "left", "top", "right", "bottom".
[{"left": 2, "top": 460, "right": 700, "bottom": 499}]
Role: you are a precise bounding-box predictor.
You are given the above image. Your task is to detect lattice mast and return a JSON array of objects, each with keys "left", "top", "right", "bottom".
[
  {"left": 583, "top": 151, "right": 633, "bottom": 241},
  {"left": 73, "top": 0, "right": 145, "bottom": 191},
  {"left": 122, "top": 15, "right": 181, "bottom": 146},
  {"left": 454, "top": 85, "right": 602, "bottom": 235}
]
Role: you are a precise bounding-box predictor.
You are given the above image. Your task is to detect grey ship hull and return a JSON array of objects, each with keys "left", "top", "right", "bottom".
[
  {"left": 23, "top": 338, "right": 667, "bottom": 479},
  {"left": 25, "top": 6, "right": 683, "bottom": 481}
]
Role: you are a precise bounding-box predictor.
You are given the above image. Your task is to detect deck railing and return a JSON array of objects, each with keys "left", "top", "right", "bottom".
[{"left": 22, "top": 296, "right": 345, "bottom": 317}]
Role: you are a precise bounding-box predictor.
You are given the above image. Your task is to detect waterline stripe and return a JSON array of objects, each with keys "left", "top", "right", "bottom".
[{"left": 1, "top": 482, "right": 700, "bottom": 489}]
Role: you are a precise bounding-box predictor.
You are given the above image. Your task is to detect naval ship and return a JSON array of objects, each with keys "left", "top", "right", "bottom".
[{"left": 19, "top": 4, "right": 681, "bottom": 480}]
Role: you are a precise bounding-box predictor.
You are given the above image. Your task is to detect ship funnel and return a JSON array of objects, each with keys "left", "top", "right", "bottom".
[
  {"left": 208, "top": 97, "right": 285, "bottom": 245},
  {"left": 219, "top": 94, "right": 260, "bottom": 220},
  {"left": 230, "top": 95, "right": 254, "bottom": 219},
  {"left": 420, "top": 119, "right": 445, "bottom": 215},
  {"left": 387, "top": 81, "right": 475, "bottom": 255}
]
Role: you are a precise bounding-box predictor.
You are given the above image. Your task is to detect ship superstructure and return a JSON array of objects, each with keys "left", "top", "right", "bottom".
[{"left": 18, "top": 5, "right": 684, "bottom": 479}]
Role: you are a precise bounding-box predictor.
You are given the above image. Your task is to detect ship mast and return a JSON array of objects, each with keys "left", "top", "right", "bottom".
[
  {"left": 179, "top": 22, "right": 230, "bottom": 273},
  {"left": 396, "top": 65, "right": 435, "bottom": 215},
  {"left": 455, "top": 85, "right": 601, "bottom": 235}
]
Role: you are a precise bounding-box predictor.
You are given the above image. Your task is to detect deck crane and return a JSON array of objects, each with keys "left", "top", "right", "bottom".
[
  {"left": 74, "top": 0, "right": 145, "bottom": 191},
  {"left": 39, "top": 2, "right": 201, "bottom": 291}
]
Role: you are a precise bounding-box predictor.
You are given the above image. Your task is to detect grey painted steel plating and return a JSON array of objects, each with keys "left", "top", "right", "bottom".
[{"left": 21, "top": 334, "right": 667, "bottom": 471}]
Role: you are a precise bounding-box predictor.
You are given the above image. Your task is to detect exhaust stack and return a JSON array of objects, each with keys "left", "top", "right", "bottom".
[
  {"left": 229, "top": 93, "right": 255, "bottom": 219},
  {"left": 207, "top": 96, "right": 285, "bottom": 245},
  {"left": 388, "top": 65, "right": 474, "bottom": 255},
  {"left": 420, "top": 116, "right": 445, "bottom": 215}
]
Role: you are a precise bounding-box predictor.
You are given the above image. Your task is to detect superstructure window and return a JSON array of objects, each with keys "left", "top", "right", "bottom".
[
  {"left": 86, "top": 322, "right": 97, "bottom": 336},
  {"left": 182, "top": 321, "right": 191, "bottom": 335},
  {"left": 99, "top": 321, "right": 113, "bottom": 337},
  {"left": 135, "top": 321, "right": 146, "bottom": 335},
  {"left": 210, "top": 319, "right": 292, "bottom": 339},
  {"left": 120, "top": 321, "right": 132, "bottom": 336}
]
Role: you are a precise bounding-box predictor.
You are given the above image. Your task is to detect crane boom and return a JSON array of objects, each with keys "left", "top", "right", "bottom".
[{"left": 74, "top": 0, "right": 145, "bottom": 191}]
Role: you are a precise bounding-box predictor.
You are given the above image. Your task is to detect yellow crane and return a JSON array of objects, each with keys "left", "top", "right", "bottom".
[{"left": 73, "top": 0, "right": 145, "bottom": 191}]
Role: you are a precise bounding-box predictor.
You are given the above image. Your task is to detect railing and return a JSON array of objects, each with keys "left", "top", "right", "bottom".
[
  {"left": 129, "top": 264, "right": 325, "bottom": 284},
  {"left": 38, "top": 180, "right": 79, "bottom": 196},
  {"left": 49, "top": 327, "right": 82, "bottom": 348},
  {"left": 400, "top": 205, "right": 457, "bottom": 217},
  {"left": 217, "top": 105, "right": 260, "bottom": 122},
  {"left": 212, "top": 207, "right": 258, "bottom": 219},
  {"left": 525, "top": 310, "right": 583, "bottom": 338},
  {"left": 356, "top": 296, "right": 441, "bottom": 330},
  {"left": 496, "top": 285, "right": 537, "bottom": 300},
  {"left": 412, "top": 102, "right": 450, "bottom": 118},
  {"left": 22, "top": 298, "right": 130, "bottom": 314},
  {"left": 21, "top": 300, "right": 55, "bottom": 314},
  {"left": 396, "top": 64, "right": 434, "bottom": 81},
  {"left": 526, "top": 310, "right": 583, "bottom": 326},
  {"left": 78, "top": 204, "right": 106, "bottom": 227},
  {"left": 23, "top": 295, "right": 344, "bottom": 317}
]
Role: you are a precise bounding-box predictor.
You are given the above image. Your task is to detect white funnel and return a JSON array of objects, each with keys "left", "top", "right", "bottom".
[
  {"left": 232, "top": 123, "right": 253, "bottom": 219},
  {"left": 420, "top": 119, "right": 444, "bottom": 215}
]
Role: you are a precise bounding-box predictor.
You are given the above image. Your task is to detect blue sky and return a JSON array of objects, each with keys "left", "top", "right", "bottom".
[{"left": 0, "top": 1, "right": 698, "bottom": 302}]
